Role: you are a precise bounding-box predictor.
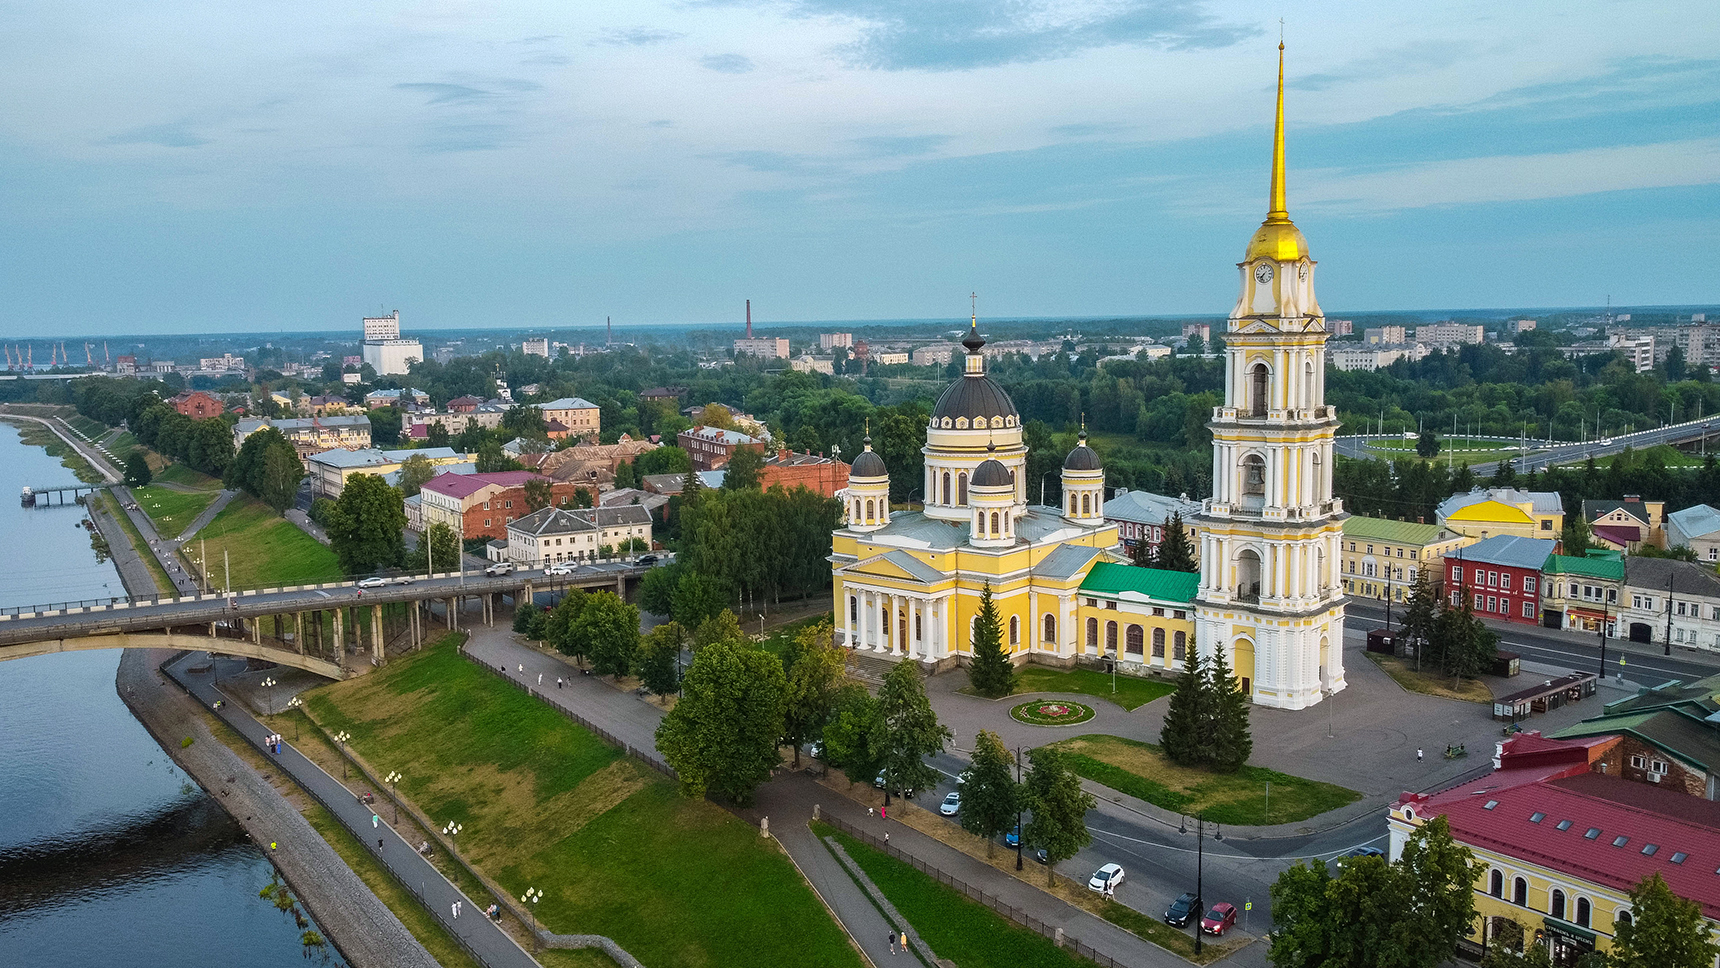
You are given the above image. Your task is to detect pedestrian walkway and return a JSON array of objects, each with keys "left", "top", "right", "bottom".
[
  {"left": 162, "top": 651, "right": 543, "bottom": 968},
  {"left": 171, "top": 488, "right": 238, "bottom": 542}
]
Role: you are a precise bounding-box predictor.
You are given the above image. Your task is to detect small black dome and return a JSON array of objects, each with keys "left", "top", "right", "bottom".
[
  {"left": 971, "top": 458, "right": 1012, "bottom": 488},
  {"left": 851, "top": 443, "right": 887, "bottom": 478},
  {"left": 1064, "top": 431, "right": 1101, "bottom": 471},
  {"left": 962, "top": 321, "right": 985, "bottom": 352}
]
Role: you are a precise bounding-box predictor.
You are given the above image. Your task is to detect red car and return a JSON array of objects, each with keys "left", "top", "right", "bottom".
[{"left": 1201, "top": 902, "right": 1237, "bottom": 936}]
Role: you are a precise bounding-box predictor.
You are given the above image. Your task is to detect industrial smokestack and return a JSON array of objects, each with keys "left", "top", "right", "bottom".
[{"left": 746, "top": 299, "right": 752, "bottom": 339}]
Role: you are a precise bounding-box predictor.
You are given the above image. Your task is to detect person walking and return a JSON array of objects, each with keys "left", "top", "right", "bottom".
[
  {"left": 452, "top": 901, "right": 460, "bottom": 919},
  {"left": 557, "top": 677, "right": 563, "bottom": 689},
  {"left": 900, "top": 931, "right": 908, "bottom": 952},
  {"left": 888, "top": 932, "right": 897, "bottom": 954},
  {"left": 868, "top": 806, "right": 874, "bottom": 818},
  {"left": 378, "top": 838, "right": 384, "bottom": 851},
  {"left": 538, "top": 673, "right": 543, "bottom": 685},
  {"left": 1417, "top": 748, "right": 1423, "bottom": 762}
]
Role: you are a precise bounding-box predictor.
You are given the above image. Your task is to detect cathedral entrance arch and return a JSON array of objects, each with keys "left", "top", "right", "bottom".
[
  {"left": 1236, "top": 549, "right": 1262, "bottom": 602},
  {"left": 1232, "top": 637, "right": 1256, "bottom": 695}
]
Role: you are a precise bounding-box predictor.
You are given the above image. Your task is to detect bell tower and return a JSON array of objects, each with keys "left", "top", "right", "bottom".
[{"left": 1194, "top": 43, "right": 1346, "bottom": 710}]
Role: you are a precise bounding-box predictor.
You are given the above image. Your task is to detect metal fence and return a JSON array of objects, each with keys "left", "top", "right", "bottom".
[
  {"left": 462, "top": 649, "right": 678, "bottom": 781},
  {"left": 820, "top": 813, "right": 1132, "bottom": 968}
]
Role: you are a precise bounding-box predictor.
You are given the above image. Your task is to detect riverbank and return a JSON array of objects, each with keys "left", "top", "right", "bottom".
[{"left": 115, "top": 647, "right": 438, "bottom": 968}]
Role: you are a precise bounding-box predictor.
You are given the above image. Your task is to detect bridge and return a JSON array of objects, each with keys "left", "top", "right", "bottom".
[
  {"left": 21, "top": 482, "right": 105, "bottom": 507},
  {"left": 1335, "top": 416, "right": 1720, "bottom": 477},
  {"left": 0, "top": 563, "right": 652, "bottom": 679}
]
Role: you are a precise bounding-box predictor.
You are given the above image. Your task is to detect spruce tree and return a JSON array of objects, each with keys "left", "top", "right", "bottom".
[
  {"left": 1155, "top": 513, "right": 1198, "bottom": 573},
  {"left": 1160, "top": 644, "right": 1208, "bottom": 766},
  {"left": 967, "top": 582, "right": 1016, "bottom": 698},
  {"left": 1207, "top": 646, "right": 1253, "bottom": 773}
]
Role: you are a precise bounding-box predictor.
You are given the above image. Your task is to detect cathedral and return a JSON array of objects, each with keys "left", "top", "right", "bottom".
[{"left": 830, "top": 45, "right": 1346, "bottom": 709}]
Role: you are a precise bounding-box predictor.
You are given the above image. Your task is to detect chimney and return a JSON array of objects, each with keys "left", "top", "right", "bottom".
[
  {"left": 746, "top": 299, "right": 752, "bottom": 339},
  {"left": 778, "top": 447, "right": 789, "bottom": 463}
]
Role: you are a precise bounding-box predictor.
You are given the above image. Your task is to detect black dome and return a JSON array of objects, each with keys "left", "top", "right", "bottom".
[
  {"left": 851, "top": 447, "right": 887, "bottom": 478},
  {"left": 932, "top": 374, "right": 1019, "bottom": 424},
  {"left": 1064, "top": 443, "right": 1101, "bottom": 471},
  {"left": 971, "top": 458, "right": 1012, "bottom": 488}
]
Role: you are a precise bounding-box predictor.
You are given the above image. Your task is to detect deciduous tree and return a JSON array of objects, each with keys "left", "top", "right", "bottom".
[
  {"left": 958, "top": 730, "right": 1019, "bottom": 858},
  {"left": 635, "top": 621, "right": 684, "bottom": 701},
  {"left": 781, "top": 620, "right": 846, "bottom": 766},
  {"left": 1021, "top": 745, "right": 1096, "bottom": 886},
  {"left": 694, "top": 610, "right": 745, "bottom": 651},
  {"left": 821, "top": 683, "right": 883, "bottom": 787},
  {"left": 395, "top": 454, "right": 436, "bottom": 497},
  {"left": 672, "top": 572, "right": 730, "bottom": 630},
  {"left": 966, "top": 582, "right": 1015, "bottom": 698},
  {"left": 579, "top": 591, "right": 640, "bottom": 679},
  {"left": 1609, "top": 872, "right": 1720, "bottom": 968},
  {"left": 523, "top": 476, "right": 553, "bottom": 511},
  {"left": 721, "top": 444, "right": 764, "bottom": 491},
  {"left": 327, "top": 473, "right": 406, "bottom": 575},
  {"left": 656, "top": 640, "right": 787, "bottom": 804},
  {"left": 124, "top": 450, "right": 152, "bottom": 487},
  {"left": 874, "top": 660, "right": 951, "bottom": 801}
]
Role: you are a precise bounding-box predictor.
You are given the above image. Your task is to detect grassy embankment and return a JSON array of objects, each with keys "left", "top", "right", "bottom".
[
  {"left": 1049, "top": 734, "right": 1361, "bottom": 826},
  {"left": 134, "top": 484, "right": 220, "bottom": 538},
  {"left": 66, "top": 413, "right": 108, "bottom": 440},
  {"left": 190, "top": 495, "right": 342, "bottom": 590},
  {"left": 819, "top": 824, "right": 1098, "bottom": 968},
  {"left": 1364, "top": 652, "right": 1494, "bottom": 703},
  {"left": 302, "top": 634, "right": 866, "bottom": 968},
  {"left": 92, "top": 491, "right": 176, "bottom": 595},
  {"left": 155, "top": 463, "right": 224, "bottom": 489},
  {"left": 6, "top": 419, "right": 104, "bottom": 483},
  {"left": 965, "top": 667, "right": 1176, "bottom": 712}
]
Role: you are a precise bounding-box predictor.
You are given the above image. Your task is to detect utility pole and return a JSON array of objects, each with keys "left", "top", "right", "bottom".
[
  {"left": 1598, "top": 600, "right": 1609, "bottom": 679},
  {"left": 1014, "top": 747, "right": 1026, "bottom": 871}
]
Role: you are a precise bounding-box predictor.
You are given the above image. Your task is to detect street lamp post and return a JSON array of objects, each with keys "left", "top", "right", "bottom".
[
  {"left": 286, "top": 696, "right": 303, "bottom": 739},
  {"left": 260, "top": 676, "right": 277, "bottom": 715},
  {"left": 1598, "top": 601, "right": 1609, "bottom": 679},
  {"left": 520, "top": 887, "right": 543, "bottom": 950},
  {"left": 1179, "top": 814, "right": 1223, "bottom": 956},
  {"left": 385, "top": 771, "right": 402, "bottom": 824},
  {"left": 1014, "top": 747, "right": 1026, "bottom": 871},
  {"left": 334, "top": 730, "right": 351, "bottom": 779}
]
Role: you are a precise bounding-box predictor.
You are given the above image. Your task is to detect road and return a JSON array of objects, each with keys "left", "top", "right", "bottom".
[{"left": 1336, "top": 416, "right": 1720, "bottom": 475}]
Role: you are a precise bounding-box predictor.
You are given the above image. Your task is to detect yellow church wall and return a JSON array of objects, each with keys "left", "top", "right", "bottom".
[{"left": 1073, "top": 601, "right": 1197, "bottom": 667}]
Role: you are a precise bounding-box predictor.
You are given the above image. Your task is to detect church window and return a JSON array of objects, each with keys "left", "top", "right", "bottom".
[
  {"left": 1043, "top": 614, "right": 1055, "bottom": 642},
  {"left": 958, "top": 472, "right": 968, "bottom": 505},
  {"left": 942, "top": 471, "right": 951, "bottom": 505},
  {"left": 990, "top": 511, "right": 1000, "bottom": 535},
  {"left": 850, "top": 597, "right": 858, "bottom": 623},
  {"left": 1303, "top": 360, "right": 1314, "bottom": 409},
  {"left": 1105, "top": 621, "right": 1118, "bottom": 653},
  {"left": 1151, "top": 628, "right": 1164, "bottom": 658},
  {"left": 1126, "top": 625, "right": 1143, "bottom": 655},
  {"left": 1173, "top": 631, "right": 1187, "bottom": 660},
  {"left": 992, "top": 416, "right": 1004, "bottom": 429},
  {"left": 1081, "top": 493, "right": 1091, "bottom": 515},
  {"left": 1250, "top": 363, "right": 1269, "bottom": 416},
  {"left": 1242, "top": 455, "right": 1266, "bottom": 495},
  {"left": 1009, "top": 616, "right": 1019, "bottom": 645},
  {"left": 1070, "top": 494, "right": 1078, "bottom": 515},
  {"left": 1086, "top": 618, "right": 1098, "bottom": 648},
  {"left": 865, "top": 499, "right": 875, "bottom": 522},
  {"left": 956, "top": 417, "right": 969, "bottom": 429}
]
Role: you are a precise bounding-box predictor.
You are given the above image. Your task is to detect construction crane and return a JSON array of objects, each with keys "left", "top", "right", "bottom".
[{"left": 85, "top": 343, "right": 94, "bottom": 367}]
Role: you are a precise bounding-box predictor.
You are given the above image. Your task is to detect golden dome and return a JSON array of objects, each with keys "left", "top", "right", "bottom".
[{"left": 1245, "top": 219, "right": 1309, "bottom": 262}]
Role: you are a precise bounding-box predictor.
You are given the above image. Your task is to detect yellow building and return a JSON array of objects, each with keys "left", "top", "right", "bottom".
[
  {"left": 1340, "top": 516, "right": 1471, "bottom": 602},
  {"left": 1436, "top": 488, "right": 1565, "bottom": 541},
  {"left": 1391, "top": 733, "right": 1720, "bottom": 964}
]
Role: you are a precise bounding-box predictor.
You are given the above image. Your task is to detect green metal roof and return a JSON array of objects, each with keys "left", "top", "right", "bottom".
[
  {"left": 1342, "top": 516, "right": 1450, "bottom": 546},
  {"left": 1544, "top": 554, "right": 1625, "bottom": 581},
  {"left": 1079, "top": 562, "right": 1199, "bottom": 604}
]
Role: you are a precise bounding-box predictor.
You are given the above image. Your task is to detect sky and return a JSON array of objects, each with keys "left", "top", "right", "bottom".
[{"left": 0, "top": 0, "right": 1715, "bottom": 335}]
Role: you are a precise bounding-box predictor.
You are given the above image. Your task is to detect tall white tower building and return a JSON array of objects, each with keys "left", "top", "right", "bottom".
[{"left": 1194, "top": 44, "right": 1346, "bottom": 710}]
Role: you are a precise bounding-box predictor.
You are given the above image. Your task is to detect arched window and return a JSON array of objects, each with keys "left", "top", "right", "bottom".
[
  {"left": 1125, "top": 625, "right": 1143, "bottom": 655},
  {"left": 1151, "top": 627, "right": 1165, "bottom": 657},
  {"left": 1009, "top": 616, "right": 1019, "bottom": 645},
  {"left": 1105, "top": 621, "right": 1118, "bottom": 654},
  {"left": 1575, "top": 897, "right": 1590, "bottom": 928},
  {"left": 1086, "top": 617, "right": 1098, "bottom": 648},
  {"left": 942, "top": 471, "right": 951, "bottom": 505},
  {"left": 958, "top": 472, "right": 968, "bottom": 505},
  {"left": 914, "top": 612, "right": 921, "bottom": 641},
  {"left": 1081, "top": 493, "right": 1091, "bottom": 515},
  {"left": 1489, "top": 870, "right": 1502, "bottom": 898},
  {"left": 990, "top": 511, "right": 1000, "bottom": 535},
  {"left": 865, "top": 498, "right": 874, "bottom": 521},
  {"left": 1513, "top": 878, "right": 1527, "bottom": 906},
  {"left": 1303, "top": 359, "right": 1314, "bottom": 409},
  {"left": 1242, "top": 455, "right": 1266, "bottom": 496},
  {"left": 1043, "top": 613, "right": 1056, "bottom": 642},
  {"left": 1311, "top": 452, "right": 1324, "bottom": 501},
  {"left": 1250, "top": 363, "right": 1269, "bottom": 416},
  {"left": 1551, "top": 890, "right": 1566, "bottom": 920},
  {"left": 1616, "top": 911, "right": 1632, "bottom": 930},
  {"left": 1173, "top": 630, "right": 1187, "bottom": 660},
  {"left": 850, "top": 596, "right": 858, "bottom": 623},
  {"left": 1069, "top": 494, "right": 1078, "bottom": 514}
]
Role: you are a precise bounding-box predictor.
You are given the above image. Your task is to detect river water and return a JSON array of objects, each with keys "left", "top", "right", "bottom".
[{"left": 0, "top": 423, "right": 344, "bottom": 967}]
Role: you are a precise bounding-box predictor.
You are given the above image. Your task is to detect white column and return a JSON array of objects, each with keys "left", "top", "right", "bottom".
[
  {"left": 858, "top": 591, "right": 870, "bottom": 650},
  {"left": 890, "top": 595, "right": 902, "bottom": 655},
  {"left": 844, "top": 584, "right": 854, "bottom": 647}
]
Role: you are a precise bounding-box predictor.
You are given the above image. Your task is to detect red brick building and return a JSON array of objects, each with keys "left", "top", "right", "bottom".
[
  {"left": 679, "top": 425, "right": 767, "bottom": 471},
  {"left": 1442, "top": 534, "right": 1556, "bottom": 626},
  {"left": 170, "top": 390, "right": 224, "bottom": 418},
  {"left": 761, "top": 449, "right": 850, "bottom": 497},
  {"left": 419, "top": 471, "right": 593, "bottom": 540}
]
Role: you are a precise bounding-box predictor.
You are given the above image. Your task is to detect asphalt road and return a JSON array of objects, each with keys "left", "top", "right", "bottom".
[{"left": 1335, "top": 417, "right": 1720, "bottom": 475}]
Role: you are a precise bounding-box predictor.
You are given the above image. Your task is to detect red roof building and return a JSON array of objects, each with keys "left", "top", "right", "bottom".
[
  {"left": 760, "top": 448, "right": 850, "bottom": 498},
  {"left": 1443, "top": 535, "right": 1555, "bottom": 626},
  {"left": 419, "top": 471, "right": 592, "bottom": 540},
  {"left": 170, "top": 390, "right": 225, "bottom": 419}
]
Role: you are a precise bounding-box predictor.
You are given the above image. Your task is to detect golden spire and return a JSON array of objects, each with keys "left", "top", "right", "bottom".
[{"left": 1267, "top": 40, "right": 1288, "bottom": 223}]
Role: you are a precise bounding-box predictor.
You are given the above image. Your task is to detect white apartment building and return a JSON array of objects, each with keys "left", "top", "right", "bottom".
[
  {"left": 363, "top": 312, "right": 401, "bottom": 341},
  {"left": 820, "top": 333, "right": 853, "bottom": 350},
  {"left": 912, "top": 344, "right": 960, "bottom": 366},
  {"left": 1610, "top": 333, "right": 1656, "bottom": 373},
  {"left": 1510, "top": 319, "right": 1537, "bottom": 333},
  {"left": 362, "top": 339, "right": 423, "bottom": 376},
  {"left": 1617, "top": 557, "right": 1720, "bottom": 652},
  {"left": 1330, "top": 343, "right": 1429, "bottom": 372},
  {"left": 873, "top": 352, "right": 909, "bottom": 365},
  {"left": 1416, "top": 323, "right": 1485, "bottom": 346},
  {"left": 521, "top": 337, "right": 550, "bottom": 358},
  {"left": 1363, "top": 325, "right": 1406, "bottom": 345},
  {"left": 504, "top": 505, "right": 654, "bottom": 567},
  {"left": 733, "top": 337, "right": 790, "bottom": 359},
  {"left": 198, "top": 353, "right": 245, "bottom": 371}
]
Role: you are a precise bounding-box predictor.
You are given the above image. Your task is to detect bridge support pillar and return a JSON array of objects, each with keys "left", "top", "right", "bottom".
[
  {"left": 524, "top": 582, "right": 534, "bottom": 611},
  {"left": 296, "top": 613, "right": 306, "bottom": 655},
  {"left": 332, "top": 608, "right": 344, "bottom": 668},
  {"left": 372, "top": 604, "right": 385, "bottom": 665},
  {"left": 447, "top": 598, "right": 458, "bottom": 631},
  {"left": 616, "top": 574, "right": 625, "bottom": 599}
]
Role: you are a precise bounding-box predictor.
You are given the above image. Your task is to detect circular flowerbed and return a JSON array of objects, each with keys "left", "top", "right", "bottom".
[{"left": 1009, "top": 700, "right": 1096, "bottom": 727}]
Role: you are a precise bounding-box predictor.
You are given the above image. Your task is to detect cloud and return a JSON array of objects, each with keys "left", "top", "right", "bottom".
[
  {"left": 849, "top": 134, "right": 949, "bottom": 157},
  {"left": 596, "top": 27, "right": 686, "bottom": 47},
  {"left": 103, "top": 122, "right": 209, "bottom": 148},
  {"left": 698, "top": 0, "right": 1251, "bottom": 70},
  {"left": 1290, "top": 41, "right": 1475, "bottom": 91},
  {"left": 415, "top": 123, "right": 512, "bottom": 153},
  {"left": 701, "top": 53, "right": 755, "bottom": 73},
  {"left": 647, "top": 119, "right": 675, "bottom": 128},
  {"left": 394, "top": 83, "right": 496, "bottom": 105}
]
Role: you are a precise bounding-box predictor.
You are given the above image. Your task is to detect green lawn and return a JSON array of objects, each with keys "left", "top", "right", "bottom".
[
  {"left": 108, "top": 431, "right": 139, "bottom": 454},
  {"left": 133, "top": 484, "right": 220, "bottom": 538},
  {"left": 155, "top": 463, "right": 224, "bottom": 489},
  {"left": 191, "top": 495, "right": 342, "bottom": 589},
  {"left": 95, "top": 491, "right": 175, "bottom": 595},
  {"left": 823, "top": 827, "right": 1098, "bottom": 968},
  {"left": 756, "top": 613, "right": 835, "bottom": 656},
  {"left": 1008, "top": 667, "right": 1175, "bottom": 711},
  {"left": 8, "top": 419, "right": 103, "bottom": 482},
  {"left": 66, "top": 414, "right": 108, "bottom": 439},
  {"left": 1050, "top": 735, "right": 1360, "bottom": 826},
  {"left": 304, "top": 635, "right": 865, "bottom": 968}
]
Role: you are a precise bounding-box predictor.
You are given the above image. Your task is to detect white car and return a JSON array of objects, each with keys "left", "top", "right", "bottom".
[
  {"left": 939, "top": 792, "right": 961, "bottom": 816},
  {"left": 484, "top": 562, "right": 514, "bottom": 576},
  {"left": 544, "top": 563, "right": 573, "bottom": 576},
  {"left": 356, "top": 577, "right": 386, "bottom": 588},
  {"left": 388, "top": 576, "right": 414, "bottom": 586},
  {"left": 1088, "top": 863, "right": 1125, "bottom": 894}
]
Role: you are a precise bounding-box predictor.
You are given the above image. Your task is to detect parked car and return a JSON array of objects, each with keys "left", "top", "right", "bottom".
[
  {"left": 939, "top": 792, "right": 961, "bottom": 816},
  {"left": 872, "top": 771, "right": 914, "bottom": 798},
  {"left": 1034, "top": 848, "right": 1050, "bottom": 865},
  {"left": 388, "top": 576, "right": 414, "bottom": 585},
  {"left": 637, "top": 554, "right": 659, "bottom": 565},
  {"left": 1005, "top": 825, "right": 1021, "bottom": 848},
  {"left": 484, "top": 562, "right": 514, "bottom": 576},
  {"left": 1201, "top": 902, "right": 1237, "bottom": 936},
  {"left": 543, "top": 563, "right": 573, "bottom": 576},
  {"left": 808, "top": 741, "right": 823, "bottom": 760},
  {"left": 1087, "top": 863, "right": 1125, "bottom": 894},
  {"left": 356, "top": 577, "right": 386, "bottom": 588},
  {"left": 1337, "top": 846, "right": 1384, "bottom": 869},
  {"left": 1164, "top": 892, "right": 1203, "bottom": 927}
]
